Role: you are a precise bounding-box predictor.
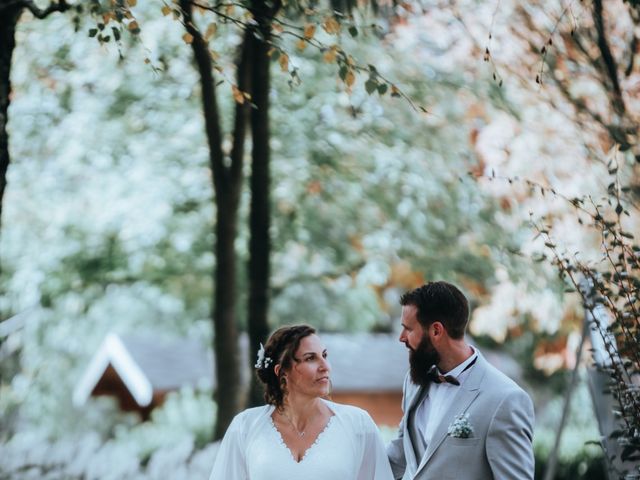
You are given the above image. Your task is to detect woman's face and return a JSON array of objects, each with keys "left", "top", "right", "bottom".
[{"left": 285, "top": 334, "right": 331, "bottom": 399}]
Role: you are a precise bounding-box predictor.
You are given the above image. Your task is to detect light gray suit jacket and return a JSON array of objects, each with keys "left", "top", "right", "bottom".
[{"left": 387, "top": 351, "right": 535, "bottom": 480}]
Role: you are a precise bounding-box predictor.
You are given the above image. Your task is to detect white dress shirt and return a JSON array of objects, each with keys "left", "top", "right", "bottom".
[{"left": 415, "top": 348, "right": 478, "bottom": 445}]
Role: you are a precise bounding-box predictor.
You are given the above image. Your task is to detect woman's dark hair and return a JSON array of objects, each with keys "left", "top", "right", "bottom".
[{"left": 255, "top": 324, "right": 316, "bottom": 408}]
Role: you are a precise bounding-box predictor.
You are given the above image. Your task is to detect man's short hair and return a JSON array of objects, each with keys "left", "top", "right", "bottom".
[{"left": 399, "top": 281, "right": 469, "bottom": 339}]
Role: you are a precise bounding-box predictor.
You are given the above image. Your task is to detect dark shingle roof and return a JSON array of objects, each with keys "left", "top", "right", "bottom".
[{"left": 322, "top": 333, "right": 408, "bottom": 392}]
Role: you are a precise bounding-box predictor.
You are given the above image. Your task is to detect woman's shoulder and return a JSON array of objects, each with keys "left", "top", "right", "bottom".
[
  {"left": 324, "top": 400, "right": 375, "bottom": 426},
  {"left": 229, "top": 404, "right": 274, "bottom": 431}
]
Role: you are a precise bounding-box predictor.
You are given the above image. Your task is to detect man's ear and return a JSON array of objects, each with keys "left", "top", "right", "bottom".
[{"left": 431, "top": 321, "right": 445, "bottom": 338}]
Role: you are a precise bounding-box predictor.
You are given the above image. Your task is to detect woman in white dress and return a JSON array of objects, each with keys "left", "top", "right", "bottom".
[{"left": 209, "top": 324, "right": 394, "bottom": 480}]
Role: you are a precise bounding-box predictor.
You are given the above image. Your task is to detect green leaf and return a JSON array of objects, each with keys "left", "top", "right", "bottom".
[
  {"left": 348, "top": 26, "right": 358, "bottom": 37},
  {"left": 88, "top": 28, "right": 98, "bottom": 38},
  {"left": 365, "top": 79, "right": 377, "bottom": 95},
  {"left": 377, "top": 83, "right": 388, "bottom": 95}
]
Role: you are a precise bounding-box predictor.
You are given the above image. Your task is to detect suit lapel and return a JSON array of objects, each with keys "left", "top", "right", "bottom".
[
  {"left": 414, "top": 354, "right": 489, "bottom": 476},
  {"left": 404, "top": 383, "right": 428, "bottom": 471}
]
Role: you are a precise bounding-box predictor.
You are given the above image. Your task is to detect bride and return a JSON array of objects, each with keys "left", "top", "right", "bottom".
[{"left": 209, "top": 324, "right": 394, "bottom": 480}]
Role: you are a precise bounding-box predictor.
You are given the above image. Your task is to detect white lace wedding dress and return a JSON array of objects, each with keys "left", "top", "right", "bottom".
[{"left": 209, "top": 400, "right": 394, "bottom": 480}]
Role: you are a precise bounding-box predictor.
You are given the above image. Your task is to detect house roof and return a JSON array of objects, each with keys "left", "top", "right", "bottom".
[
  {"left": 74, "top": 331, "right": 522, "bottom": 408},
  {"left": 73, "top": 333, "right": 215, "bottom": 408},
  {"left": 323, "top": 333, "right": 408, "bottom": 392}
]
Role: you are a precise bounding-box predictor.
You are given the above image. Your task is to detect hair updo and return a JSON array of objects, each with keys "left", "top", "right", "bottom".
[{"left": 255, "top": 324, "right": 316, "bottom": 408}]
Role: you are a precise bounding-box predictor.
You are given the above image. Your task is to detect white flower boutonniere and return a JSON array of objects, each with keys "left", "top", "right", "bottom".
[{"left": 448, "top": 413, "right": 474, "bottom": 438}]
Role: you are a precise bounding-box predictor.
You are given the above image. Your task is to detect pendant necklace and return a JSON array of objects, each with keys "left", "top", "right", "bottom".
[{"left": 281, "top": 410, "right": 307, "bottom": 438}]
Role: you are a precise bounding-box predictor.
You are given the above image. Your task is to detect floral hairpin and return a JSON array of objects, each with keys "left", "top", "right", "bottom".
[{"left": 254, "top": 343, "right": 273, "bottom": 370}]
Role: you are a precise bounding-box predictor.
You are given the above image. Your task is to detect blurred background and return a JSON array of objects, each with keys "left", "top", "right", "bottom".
[{"left": 1, "top": 0, "right": 639, "bottom": 479}]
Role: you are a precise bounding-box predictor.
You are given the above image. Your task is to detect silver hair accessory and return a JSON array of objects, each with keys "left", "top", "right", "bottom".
[{"left": 254, "top": 343, "right": 273, "bottom": 369}]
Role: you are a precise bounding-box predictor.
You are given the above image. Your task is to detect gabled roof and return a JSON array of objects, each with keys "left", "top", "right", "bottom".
[
  {"left": 74, "top": 331, "right": 522, "bottom": 408},
  {"left": 73, "top": 333, "right": 214, "bottom": 407}
]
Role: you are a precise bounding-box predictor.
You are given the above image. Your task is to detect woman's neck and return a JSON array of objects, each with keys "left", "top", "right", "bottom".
[{"left": 281, "top": 395, "right": 324, "bottom": 424}]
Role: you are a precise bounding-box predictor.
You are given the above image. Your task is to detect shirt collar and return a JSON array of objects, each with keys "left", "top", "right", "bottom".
[{"left": 442, "top": 345, "right": 477, "bottom": 377}]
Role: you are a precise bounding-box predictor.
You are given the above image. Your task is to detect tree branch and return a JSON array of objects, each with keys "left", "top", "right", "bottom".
[
  {"left": 1, "top": 0, "right": 70, "bottom": 17},
  {"left": 592, "top": 0, "right": 626, "bottom": 117}
]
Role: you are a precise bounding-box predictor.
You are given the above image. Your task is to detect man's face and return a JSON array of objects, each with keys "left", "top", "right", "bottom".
[
  {"left": 400, "top": 304, "right": 440, "bottom": 386},
  {"left": 399, "top": 305, "right": 424, "bottom": 351}
]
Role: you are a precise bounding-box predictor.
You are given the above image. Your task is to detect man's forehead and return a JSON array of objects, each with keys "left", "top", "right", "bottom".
[{"left": 401, "top": 304, "right": 419, "bottom": 320}]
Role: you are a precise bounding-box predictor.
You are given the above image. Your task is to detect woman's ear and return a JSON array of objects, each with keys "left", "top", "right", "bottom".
[{"left": 274, "top": 364, "right": 281, "bottom": 377}]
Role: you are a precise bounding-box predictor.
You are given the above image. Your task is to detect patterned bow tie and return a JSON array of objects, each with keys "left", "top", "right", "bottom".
[{"left": 427, "top": 366, "right": 460, "bottom": 385}]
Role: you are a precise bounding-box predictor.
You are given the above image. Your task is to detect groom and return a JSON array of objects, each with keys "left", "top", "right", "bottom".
[{"left": 387, "top": 281, "right": 534, "bottom": 479}]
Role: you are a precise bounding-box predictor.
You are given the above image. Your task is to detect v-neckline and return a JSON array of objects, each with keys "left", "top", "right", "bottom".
[{"left": 270, "top": 412, "right": 335, "bottom": 463}]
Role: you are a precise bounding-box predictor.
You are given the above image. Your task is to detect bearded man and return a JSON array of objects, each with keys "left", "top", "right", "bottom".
[{"left": 387, "top": 281, "right": 535, "bottom": 480}]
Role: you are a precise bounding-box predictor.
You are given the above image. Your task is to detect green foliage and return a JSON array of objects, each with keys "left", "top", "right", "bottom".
[
  {"left": 115, "top": 387, "right": 216, "bottom": 458},
  {"left": 533, "top": 378, "right": 606, "bottom": 480}
]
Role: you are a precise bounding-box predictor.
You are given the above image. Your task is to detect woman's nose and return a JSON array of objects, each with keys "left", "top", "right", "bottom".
[{"left": 320, "top": 357, "right": 330, "bottom": 372}]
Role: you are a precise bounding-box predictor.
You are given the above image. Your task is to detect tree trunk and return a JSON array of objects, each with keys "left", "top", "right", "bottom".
[
  {"left": 246, "top": 16, "right": 273, "bottom": 407},
  {"left": 0, "top": 7, "right": 21, "bottom": 246},
  {"left": 179, "top": 0, "right": 249, "bottom": 440}
]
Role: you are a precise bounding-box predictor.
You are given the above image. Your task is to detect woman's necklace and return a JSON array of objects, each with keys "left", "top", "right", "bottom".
[{"left": 280, "top": 410, "right": 309, "bottom": 438}]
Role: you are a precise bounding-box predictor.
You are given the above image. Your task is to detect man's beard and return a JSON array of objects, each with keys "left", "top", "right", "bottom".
[{"left": 408, "top": 335, "right": 440, "bottom": 386}]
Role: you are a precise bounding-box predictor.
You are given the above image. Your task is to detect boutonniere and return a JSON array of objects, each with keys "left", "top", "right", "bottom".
[{"left": 447, "top": 413, "right": 474, "bottom": 438}]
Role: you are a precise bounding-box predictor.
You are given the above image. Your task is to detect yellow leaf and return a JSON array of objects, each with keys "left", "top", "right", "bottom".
[
  {"left": 102, "top": 13, "right": 111, "bottom": 24},
  {"left": 296, "top": 39, "right": 307, "bottom": 51},
  {"left": 183, "top": 32, "right": 194, "bottom": 44},
  {"left": 303, "top": 24, "right": 316, "bottom": 40},
  {"left": 322, "top": 16, "right": 340, "bottom": 35},
  {"left": 391, "top": 85, "right": 401, "bottom": 97},
  {"left": 272, "top": 23, "right": 284, "bottom": 34},
  {"left": 232, "top": 85, "right": 245, "bottom": 104},
  {"left": 161, "top": 5, "right": 171, "bottom": 16},
  {"left": 279, "top": 53, "right": 289, "bottom": 72},
  {"left": 323, "top": 46, "right": 337, "bottom": 63},
  {"left": 345, "top": 70, "right": 355, "bottom": 87},
  {"left": 205, "top": 23, "right": 217, "bottom": 40},
  {"left": 225, "top": 4, "right": 234, "bottom": 15},
  {"left": 128, "top": 20, "right": 139, "bottom": 31},
  {"left": 128, "top": 0, "right": 137, "bottom": 6}
]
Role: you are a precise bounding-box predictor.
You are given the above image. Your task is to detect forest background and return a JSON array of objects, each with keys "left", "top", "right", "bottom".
[{"left": 0, "top": 0, "right": 639, "bottom": 478}]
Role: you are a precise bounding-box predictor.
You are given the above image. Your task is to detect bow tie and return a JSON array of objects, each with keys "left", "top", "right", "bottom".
[
  {"left": 427, "top": 356, "right": 478, "bottom": 386},
  {"left": 427, "top": 366, "right": 460, "bottom": 385}
]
